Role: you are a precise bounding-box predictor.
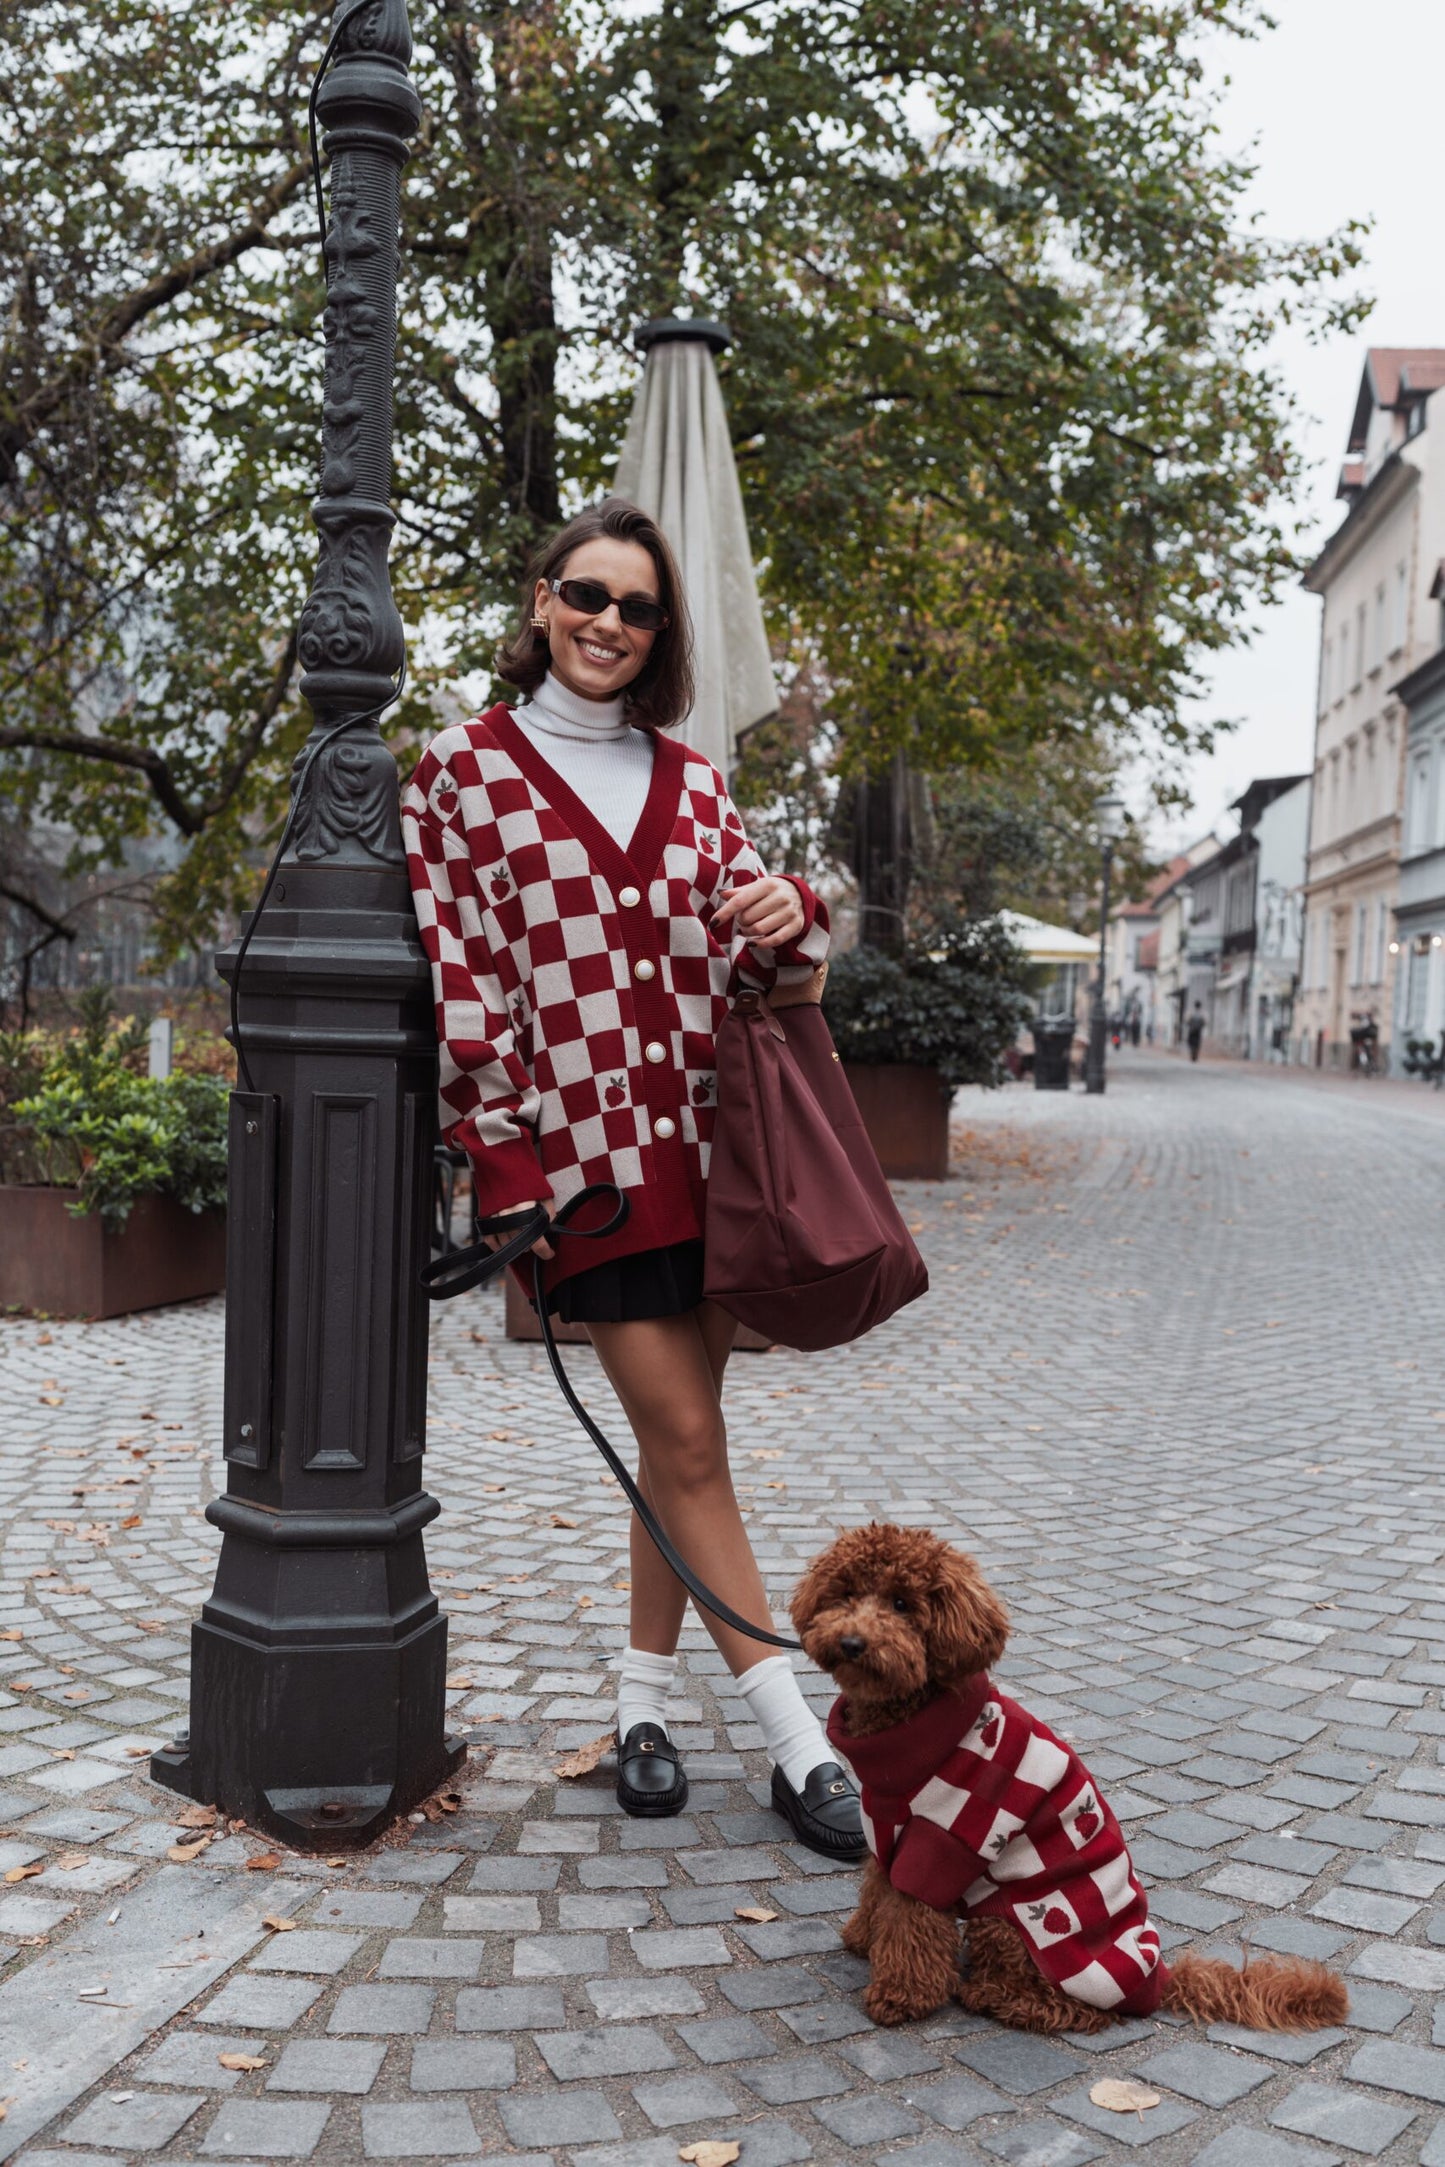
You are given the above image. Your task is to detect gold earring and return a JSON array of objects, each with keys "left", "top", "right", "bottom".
[{"left": 530, "top": 613, "right": 548, "bottom": 634}]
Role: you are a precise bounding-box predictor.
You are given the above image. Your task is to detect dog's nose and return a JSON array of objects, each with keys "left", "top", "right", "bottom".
[{"left": 838, "top": 1634, "right": 866, "bottom": 1659}]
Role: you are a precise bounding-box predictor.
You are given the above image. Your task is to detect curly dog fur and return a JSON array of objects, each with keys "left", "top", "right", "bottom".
[{"left": 793, "top": 1524, "right": 1350, "bottom": 2035}]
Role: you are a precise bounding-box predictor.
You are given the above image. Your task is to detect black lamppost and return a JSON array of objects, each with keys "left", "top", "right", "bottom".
[
  {"left": 151, "top": 0, "right": 464, "bottom": 1848},
  {"left": 1084, "top": 791, "right": 1128, "bottom": 1097}
]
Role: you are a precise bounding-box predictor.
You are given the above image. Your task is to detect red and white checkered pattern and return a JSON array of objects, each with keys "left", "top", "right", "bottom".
[
  {"left": 403, "top": 705, "right": 828, "bottom": 1286},
  {"left": 828, "top": 1679, "right": 1166, "bottom": 2015}
]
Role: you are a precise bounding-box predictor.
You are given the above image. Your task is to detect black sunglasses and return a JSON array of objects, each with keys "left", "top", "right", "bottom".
[{"left": 549, "top": 576, "right": 669, "bottom": 632}]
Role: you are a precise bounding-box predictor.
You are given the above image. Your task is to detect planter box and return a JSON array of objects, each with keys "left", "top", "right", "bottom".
[
  {"left": 0, "top": 1186, "right": 226, "bottom": 1320},
  {"left": 842, "top": 1061, "right": 951, "bottom": 1180}
]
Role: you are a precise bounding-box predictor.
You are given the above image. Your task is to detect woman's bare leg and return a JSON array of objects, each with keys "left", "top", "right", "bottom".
[{"left": 586, "top": 1306, "right": 777, "bottom": 1677}]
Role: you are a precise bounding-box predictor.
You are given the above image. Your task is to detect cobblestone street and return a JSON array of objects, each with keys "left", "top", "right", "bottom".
[{"left": 7, "top": 1047, "right": 1445, "bottom": 2166}]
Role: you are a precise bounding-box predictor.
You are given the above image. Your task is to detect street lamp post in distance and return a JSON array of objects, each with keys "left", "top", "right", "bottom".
[{"left": 1084, "top": 791, "right": 1129, "bottom": 1097}]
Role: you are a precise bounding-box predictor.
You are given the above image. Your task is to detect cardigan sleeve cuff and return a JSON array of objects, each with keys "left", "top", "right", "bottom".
[
  {"left": 460, "top": 1131, "right": 555, "bottom": 1216},
  {"left": 743, "top": 878, "right": 830, "bottom": 979}
]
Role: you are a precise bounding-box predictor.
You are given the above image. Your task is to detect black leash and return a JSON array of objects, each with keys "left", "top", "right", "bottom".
[{"left": 421, "top": 1186, "right": 802, "bottom": 1651}]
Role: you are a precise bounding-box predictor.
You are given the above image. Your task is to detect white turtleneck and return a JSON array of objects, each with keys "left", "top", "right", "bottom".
[{"left": 513, "top": 672, "right": 655, "bottom": 853}]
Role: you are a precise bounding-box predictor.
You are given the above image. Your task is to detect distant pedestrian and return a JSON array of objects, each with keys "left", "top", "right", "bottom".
[{"left": 1186, "top": 1005, "right": 1205, "bottom": 1062}]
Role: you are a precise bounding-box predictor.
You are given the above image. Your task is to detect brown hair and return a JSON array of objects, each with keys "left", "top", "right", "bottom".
[{"left": 494, "top": 498, "right": 696, "bottom": 731}]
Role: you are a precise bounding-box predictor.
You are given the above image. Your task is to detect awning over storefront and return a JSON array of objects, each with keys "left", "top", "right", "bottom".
[{"left": 1000, "top": 912, "right": 1098, "bottom": 964}]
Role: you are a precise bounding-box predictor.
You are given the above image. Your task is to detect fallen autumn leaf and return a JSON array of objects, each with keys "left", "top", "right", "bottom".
[
  {"left": 1090, "top": 2079, "right": 1161, "bottom": 2116},
  {"left": 553, "top": 1732, "right": 612, "bottom": 1779}
]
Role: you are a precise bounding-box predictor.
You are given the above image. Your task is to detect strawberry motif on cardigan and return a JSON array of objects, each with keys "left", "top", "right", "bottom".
[
  {"left": 826, "top": 1680, "right": 1166, "bottom": 2015},
  {"left": 403, "top": 705, "right": 829, "bottom": 1296}
]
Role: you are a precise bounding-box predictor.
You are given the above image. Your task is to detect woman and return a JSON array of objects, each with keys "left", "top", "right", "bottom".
[{"left": 403, "top": 498, "right": 863, "bottom": 1859}]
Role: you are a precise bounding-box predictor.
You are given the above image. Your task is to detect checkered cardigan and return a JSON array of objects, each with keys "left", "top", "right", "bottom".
[
  {"left": 827, "top": 1679, "right": 1166, "bottom": 2015},
  {"left": 403, "top": 705, "right": 830, "bottom": 1291}
]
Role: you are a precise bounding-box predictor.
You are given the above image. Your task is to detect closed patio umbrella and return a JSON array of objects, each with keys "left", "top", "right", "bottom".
[{"left": 614, "top": 318, "right": 776, "bottom": 777}]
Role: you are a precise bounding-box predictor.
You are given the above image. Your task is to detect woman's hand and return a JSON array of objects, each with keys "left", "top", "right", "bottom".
[
  {"left": 486, "top": 1200, "right": 555, "bottom": 1260},
  {"left": 711, "top": 876, "right": 805, "bottom": 951}
]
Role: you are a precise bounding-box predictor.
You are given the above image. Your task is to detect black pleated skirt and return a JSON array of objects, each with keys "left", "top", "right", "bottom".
[{"left": 551, "top": 1239, "right": 706, "bottom": 1324}]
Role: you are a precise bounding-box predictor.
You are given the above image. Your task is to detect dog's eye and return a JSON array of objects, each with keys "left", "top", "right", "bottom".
[{"left": 891, "top": 1595, "right": 910, "bottom": 1614}]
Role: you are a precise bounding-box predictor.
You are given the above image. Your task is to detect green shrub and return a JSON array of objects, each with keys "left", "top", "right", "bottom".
[
  {"left": 823, "top": 916, "right": 1032, "bottom": 1091},
  {"left": 4, "top": 990, "right": 229, "bottom": 1228}
]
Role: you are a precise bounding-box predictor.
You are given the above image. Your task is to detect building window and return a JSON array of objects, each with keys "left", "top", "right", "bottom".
[
  {"left": 1372, "top": 584, "right": 1386, "bottom": 671},
  {"left": 1351, "top": 903, "right": 1367, "bottom": 985},
  {"left": 1410, "top": 753, "right": 1432, "bottom": 854},
  {"left": 1408, "top": 935, "right": 1432, "bottom": 1028},
  {"left": 1393, "top": 561, "right": 1409, "bottom": 654},
  {"left": 1374, "top": 897, "right": 1389, "bottom": 984},
  {"left": 1321, "top": 637, "right": 1332, "bottom": 715},
  {"left": 1353, "top": 602, "right": 1366, "bottom": 687}
]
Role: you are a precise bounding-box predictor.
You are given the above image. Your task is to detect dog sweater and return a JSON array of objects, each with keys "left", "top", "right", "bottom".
[{"left": 826, "top": 1677, "right": 1166, "bottom": 2015}]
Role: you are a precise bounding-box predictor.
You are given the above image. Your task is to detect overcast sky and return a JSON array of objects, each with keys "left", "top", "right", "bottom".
[{"left": 1156, "top": 0, "right": 1440, "bottom": 851}]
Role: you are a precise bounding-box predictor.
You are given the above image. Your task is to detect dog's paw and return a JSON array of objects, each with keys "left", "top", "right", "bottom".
[
  {"left": 840, "top": 1910, "right": 872, "bottom": 1958},
  {"left": 863, "top": 1979, "right": 945, "bottom": 2027}
]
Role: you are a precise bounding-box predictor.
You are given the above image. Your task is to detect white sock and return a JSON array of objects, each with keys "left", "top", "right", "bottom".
[
  {"left": 736, "top": 1654, "right": 832, "bottom": 1791},
  {"left": 617, "top": 1645, "right": 677, "bottom": 1740}
]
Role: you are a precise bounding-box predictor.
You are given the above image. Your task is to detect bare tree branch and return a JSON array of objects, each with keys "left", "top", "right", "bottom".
[
  {"left": 0, "top": 726, "right": 201, "bottom": 833},
  {"left": 199, "top": 623, "right": 300, "bottom": 822},
  {"left": 0, "top": 877, "right": 78, "bottom": 945},
  {"left": 0, "top": 157, "right": 311, "bottom": 483}
]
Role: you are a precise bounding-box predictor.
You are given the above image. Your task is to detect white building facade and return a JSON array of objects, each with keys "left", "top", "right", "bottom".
[
  {"left": 1391, "top": 643, "right": 1445, "bottom": 1062},
  {"left": 1297, "top": 348, "right": 1445, "bottom": 1069},
  {"left": 1250, "top": 777, "right": 1311, "bottom": 1058}
]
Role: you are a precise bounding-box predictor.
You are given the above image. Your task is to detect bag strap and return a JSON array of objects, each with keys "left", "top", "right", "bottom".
[
  {"left": 422, "top": 1186, "right": 802, "bottom": 1652},
  {"left": 725, "top": 952, "right": 826, "bottom": 1017}
]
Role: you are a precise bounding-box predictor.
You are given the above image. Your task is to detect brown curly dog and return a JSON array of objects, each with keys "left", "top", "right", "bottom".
[{"left": 792, "top": 1524, "right": 1349, "bottom": 2035}]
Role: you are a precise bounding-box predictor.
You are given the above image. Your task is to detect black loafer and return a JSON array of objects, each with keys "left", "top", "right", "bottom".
[
  {"left": 771, "top": 1760, "right": 866, "bottom": 1861},
  {"left": 616, "top": 1721, "right": 688, "bottom": 1817}
]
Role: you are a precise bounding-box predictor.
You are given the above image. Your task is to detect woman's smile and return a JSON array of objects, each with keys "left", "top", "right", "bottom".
[{"left": 536, "top": 534, "right": 660, "bottom": 703}]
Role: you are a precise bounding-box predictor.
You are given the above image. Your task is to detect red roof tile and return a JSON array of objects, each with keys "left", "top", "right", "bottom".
[{"left": 1349, "top": 348, "right": 1445, "bottom": 451}]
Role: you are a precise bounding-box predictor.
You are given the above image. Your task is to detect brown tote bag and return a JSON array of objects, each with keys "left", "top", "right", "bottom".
[{"left": 703, "top": 965, "right": 929, "bottom": 1350}]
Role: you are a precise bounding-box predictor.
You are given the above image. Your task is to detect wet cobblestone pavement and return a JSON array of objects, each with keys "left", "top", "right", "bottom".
[{"left": 5, "top": 1048, "right": 1445, "bottom": 2165}]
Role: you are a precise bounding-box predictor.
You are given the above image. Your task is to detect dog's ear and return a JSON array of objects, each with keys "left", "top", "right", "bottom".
[
  {"left": 926, "top": 1549, "right": 1009, "bottom": 1682},
  {"left": 790, "top": 1541, "right": 839, "bottom": 1635}
]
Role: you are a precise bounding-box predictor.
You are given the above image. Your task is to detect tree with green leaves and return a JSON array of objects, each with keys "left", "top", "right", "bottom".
[{"left": 1, "top": 0, "right": 1364, "bottom": 959}]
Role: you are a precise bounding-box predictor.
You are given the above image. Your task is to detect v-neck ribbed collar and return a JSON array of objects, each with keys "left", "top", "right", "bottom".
[{"left": 483, "top": 703, "right": 683, "bottom": 888}]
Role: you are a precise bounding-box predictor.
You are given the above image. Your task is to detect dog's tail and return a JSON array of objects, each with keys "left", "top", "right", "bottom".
[{"left": 1161, "top": 1950, "right": 1348, "bottom": 2032}]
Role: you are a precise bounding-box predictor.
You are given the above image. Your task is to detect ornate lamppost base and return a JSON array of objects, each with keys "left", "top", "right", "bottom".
[{"left": 150, "top": 1495, "right": 465, "bottom": 1847}]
